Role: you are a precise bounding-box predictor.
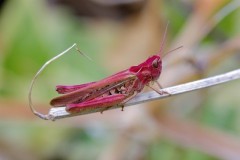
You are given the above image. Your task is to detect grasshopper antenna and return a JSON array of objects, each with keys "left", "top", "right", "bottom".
[
  {"left": 76, "top": 46, "right": 93, "bottom": 61},
  {"left": 162, "top": 46, "right": 183, "bottom": 58},
  {"left": 28, "top": 43, "right": 77, "bottom": 120},
  {"left": 158, "top": 22, "right": 183, "bottom": 58},
  {"left": 158, "top": 21, "right": 169, "bottom": 56}
]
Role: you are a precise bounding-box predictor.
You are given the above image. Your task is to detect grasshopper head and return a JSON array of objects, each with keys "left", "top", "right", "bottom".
[
  {"left": 145, "top": 55, "right": 162, "bottom": 81},
  {"left": 129, "top": 55, "right": 162, "bottom": 84}
]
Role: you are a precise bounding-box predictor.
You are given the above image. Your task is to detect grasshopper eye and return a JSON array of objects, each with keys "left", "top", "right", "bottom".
[{"left": 152, "top": 59, "right": 158, "bottom": 68}]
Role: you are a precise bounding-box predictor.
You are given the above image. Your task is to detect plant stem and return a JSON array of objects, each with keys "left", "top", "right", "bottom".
[{"left": 47, "top": 68, "right": 240, "bottom": 121}]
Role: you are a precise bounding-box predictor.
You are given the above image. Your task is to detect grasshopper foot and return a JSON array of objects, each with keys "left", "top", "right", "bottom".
[
  {"left": 120, "top": 105, "right": 124, "bottom": 111},
  {"left": 159, "top": 90, "right": 171, "bottom": 96}
]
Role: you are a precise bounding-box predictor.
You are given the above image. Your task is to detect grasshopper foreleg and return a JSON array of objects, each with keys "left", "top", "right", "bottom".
[{"left": 147, "top": 81, "right": 170, "bottom": 95}]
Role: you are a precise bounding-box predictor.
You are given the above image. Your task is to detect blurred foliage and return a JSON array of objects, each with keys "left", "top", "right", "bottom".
[
  {"left": 0, "top": 0, "right": 110, "bottom": 100},
  {"left": 0, "top": 0, "right": 240, "bottom": 160}
]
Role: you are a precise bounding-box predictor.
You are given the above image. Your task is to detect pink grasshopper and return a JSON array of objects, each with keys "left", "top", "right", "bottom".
[
  {"left": 28, "top": 23, "right": 181, "bottom": 119},
  {"left": 50, "top": 54, "right": 164, "bottom": 113},
  {"left": 49, "top": 24, "right": 179, "bottom": 114}
]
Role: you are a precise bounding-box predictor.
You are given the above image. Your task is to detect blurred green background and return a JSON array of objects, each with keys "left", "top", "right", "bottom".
[{"left": 0, "top": 0, "right": 240, "bottom": 160}]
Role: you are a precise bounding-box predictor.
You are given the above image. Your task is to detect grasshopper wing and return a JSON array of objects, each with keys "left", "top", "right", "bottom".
[
  {"left": 50, "top": 70, "right": 137, "bottom": 107},
  {"left": 56, "top": 81, "right": 96, "bottom": 94}
]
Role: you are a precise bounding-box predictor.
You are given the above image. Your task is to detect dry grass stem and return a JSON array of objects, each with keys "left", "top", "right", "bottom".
[{"left": 47, "top": 68, "right": 240, "bottom": 121}]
